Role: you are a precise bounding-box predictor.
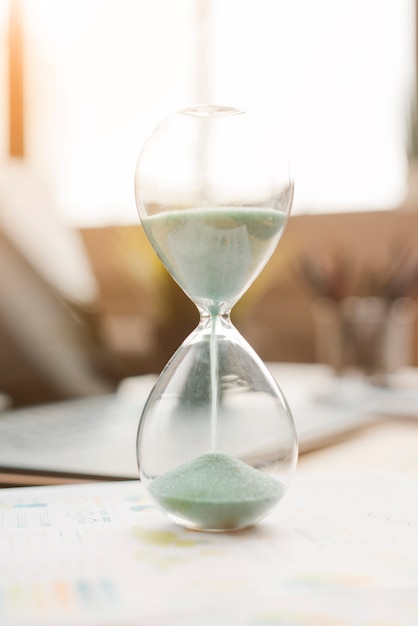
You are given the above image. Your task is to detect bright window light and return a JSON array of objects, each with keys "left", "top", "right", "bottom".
[{"left": 22, "top": 0, "right": 415, "bottom": 226}]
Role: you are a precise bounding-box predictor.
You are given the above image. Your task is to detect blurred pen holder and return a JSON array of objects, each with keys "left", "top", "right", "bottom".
[{"left": 313, "top": 296, "right": 417, "bottom": 385}]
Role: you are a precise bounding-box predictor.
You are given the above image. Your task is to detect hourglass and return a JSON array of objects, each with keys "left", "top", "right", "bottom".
[{"left": 134, "top": 105, "right": 297, "bottom": 531}]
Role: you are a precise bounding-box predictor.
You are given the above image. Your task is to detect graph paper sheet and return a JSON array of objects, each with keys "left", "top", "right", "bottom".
[{"left": 1, "top": 471, "right": 418, "bottom": 625}]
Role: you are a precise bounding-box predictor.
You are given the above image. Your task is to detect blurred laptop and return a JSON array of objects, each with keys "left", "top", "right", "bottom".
[{"left": 0, "top": 364, "right": 391, "bottom": 486}]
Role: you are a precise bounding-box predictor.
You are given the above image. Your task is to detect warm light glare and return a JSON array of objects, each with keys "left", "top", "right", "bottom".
[{"left": 0, "top": 0, "right": 9, "bottom": 157}]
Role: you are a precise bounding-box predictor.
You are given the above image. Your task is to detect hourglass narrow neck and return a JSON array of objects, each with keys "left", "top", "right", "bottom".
[{"left": 198, "top": 309, "right": 233, "bottom": 331}]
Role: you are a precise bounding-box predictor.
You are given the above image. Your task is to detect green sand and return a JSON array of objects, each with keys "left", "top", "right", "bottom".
[
  {"left": 142, "top": 207, "right": 286, "bottom": 312},
  {"left": 143, "top": 208, "right": 287, "bottom": 528},
  {"left": 148, "top": 452, "right": 284, "bottom": 530}
]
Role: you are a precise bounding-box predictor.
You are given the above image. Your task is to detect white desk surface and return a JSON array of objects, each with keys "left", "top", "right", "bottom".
[{"left": 1, "top": 364, "right": 418, "bottom": 625}]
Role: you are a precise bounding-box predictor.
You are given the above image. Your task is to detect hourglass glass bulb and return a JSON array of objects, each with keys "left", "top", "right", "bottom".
[{"left": 135, "top": 105, "right": 293, "bottom": 315}]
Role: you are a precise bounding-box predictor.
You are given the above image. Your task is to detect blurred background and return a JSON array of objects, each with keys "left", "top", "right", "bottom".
[{"left": 0, "top": 0, "right": 417, "bottom": 406}]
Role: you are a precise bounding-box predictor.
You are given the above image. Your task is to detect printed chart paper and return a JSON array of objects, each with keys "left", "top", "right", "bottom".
[{"left": 1, "top": 472, "right": 418, "bottom": 625}]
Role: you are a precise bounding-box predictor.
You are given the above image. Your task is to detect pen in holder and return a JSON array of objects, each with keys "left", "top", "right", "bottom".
[
  {"left": 313, "top": 296, "right": 416, "bottom": 386},
  {"left": 296, "top": 242, "right": 418, "bottom": 386}
]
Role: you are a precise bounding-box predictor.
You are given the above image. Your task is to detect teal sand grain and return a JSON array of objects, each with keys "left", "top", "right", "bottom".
[{"left": 148, "top": 452, "right": 284, "bottom": 530}]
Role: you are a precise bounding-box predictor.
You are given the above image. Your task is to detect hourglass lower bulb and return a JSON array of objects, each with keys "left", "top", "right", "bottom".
[{"left": 134, "top": 105, "right": 297, "bottom": 531}]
